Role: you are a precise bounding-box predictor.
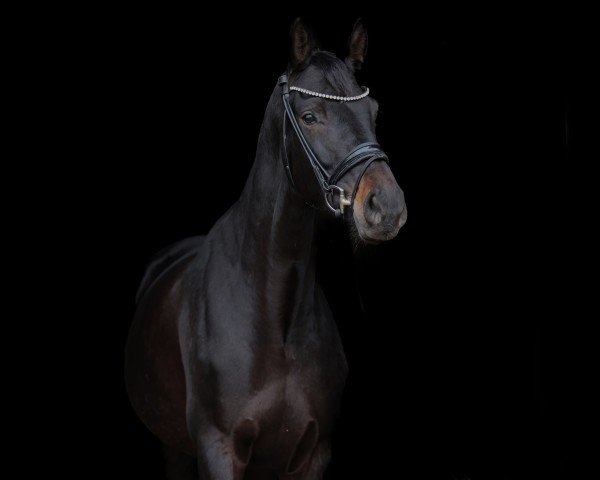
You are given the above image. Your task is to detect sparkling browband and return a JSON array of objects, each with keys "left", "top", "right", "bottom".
[{"left": 289, "top": 86, "right": 370, "bottom": 102}]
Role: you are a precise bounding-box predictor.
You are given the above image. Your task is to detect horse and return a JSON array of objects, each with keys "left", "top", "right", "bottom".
[{"left": 125, "top": 18, "right": 407, "bottom": 479}]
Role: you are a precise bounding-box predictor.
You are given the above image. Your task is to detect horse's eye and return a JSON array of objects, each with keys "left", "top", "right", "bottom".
[{"left": 301, "top": 113, "right": 317, "bottom": 125}]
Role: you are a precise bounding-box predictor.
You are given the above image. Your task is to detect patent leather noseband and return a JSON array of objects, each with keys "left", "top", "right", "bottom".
[{"left": 278, "top": 74, "right": 389, "bottom": 218}]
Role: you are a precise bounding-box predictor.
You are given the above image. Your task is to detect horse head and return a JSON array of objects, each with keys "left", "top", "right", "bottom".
[{"left": 282, "top": 18, "right": 407, "bottom": 243}]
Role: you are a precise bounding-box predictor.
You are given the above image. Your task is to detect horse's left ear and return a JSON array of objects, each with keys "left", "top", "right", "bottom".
[{"left": 345, "top": 19, "right": 368, "bottom": 71}]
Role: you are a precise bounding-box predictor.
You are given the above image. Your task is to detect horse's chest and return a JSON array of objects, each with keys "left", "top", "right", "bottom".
[
  {"left": 245, "top": 348, "right": 343, "bottom": 419},
  {"left": 235, "top": 368, "right": 339, "bottom": 473}
]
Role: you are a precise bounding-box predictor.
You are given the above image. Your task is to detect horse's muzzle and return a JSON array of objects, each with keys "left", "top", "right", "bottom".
[{"left": 352, "top": 162, "right": 407, "bottom": 243}]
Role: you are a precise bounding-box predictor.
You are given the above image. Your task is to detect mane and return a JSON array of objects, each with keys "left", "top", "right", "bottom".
[{"left": 296, "top": 51, "right": 358, "bottom": 96}]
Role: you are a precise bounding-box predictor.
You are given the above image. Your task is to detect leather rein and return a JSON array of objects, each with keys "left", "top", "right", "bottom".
[{"left": 278, "top": 74, "right": 389, "bottom": 218}]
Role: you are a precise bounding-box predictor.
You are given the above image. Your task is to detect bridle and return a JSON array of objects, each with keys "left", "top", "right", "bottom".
[{"left": 278, "top": 74, "right": 389, "bottom": 218}]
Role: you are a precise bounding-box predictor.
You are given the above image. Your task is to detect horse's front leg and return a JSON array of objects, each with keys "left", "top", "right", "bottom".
[
  {"left": 196, "top": 433, "right": 242, "bottom": 480},
  {"left": 281, "top": 441, "right": 331, "bottom": 480},
  {"left": 196, "top": 421, "right": 258, "bottom": 480}
]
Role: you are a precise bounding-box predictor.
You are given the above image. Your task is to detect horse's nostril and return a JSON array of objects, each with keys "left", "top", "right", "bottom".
[
  {"left": 361, "top": 187, "right": 406, "bottom": 233},
  {"left": 364, "top": 192, "right": 383, "bottom": 226},
  {"left": 369, "top": 193, "right": 380, "bottom": 211}
]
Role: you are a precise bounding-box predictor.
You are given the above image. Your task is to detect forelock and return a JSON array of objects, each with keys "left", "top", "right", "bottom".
[{"left": 297, "top": 51, "right": 358, "bottom": 96}]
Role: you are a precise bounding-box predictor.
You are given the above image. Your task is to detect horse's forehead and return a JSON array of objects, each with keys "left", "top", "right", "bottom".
[
  {"left": 296, "top": 65, "right": 327, "bottom": 86},
  {"left": 297, "top": 64, "right": 355, "bottom": 90}
]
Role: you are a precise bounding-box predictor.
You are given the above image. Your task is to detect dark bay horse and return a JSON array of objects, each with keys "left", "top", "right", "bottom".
[{"left": 125, "top": 19, "right": 407, "bottom": 479}]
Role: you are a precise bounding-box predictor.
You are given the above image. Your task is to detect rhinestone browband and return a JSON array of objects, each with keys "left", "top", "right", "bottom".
[{"left": 289, "top": 86, "right": 370, "bottom": 102}]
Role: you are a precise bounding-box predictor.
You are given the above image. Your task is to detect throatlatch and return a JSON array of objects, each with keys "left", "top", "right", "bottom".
[{"left": 278, "top": 74, "right": 389, "bottom": 218}]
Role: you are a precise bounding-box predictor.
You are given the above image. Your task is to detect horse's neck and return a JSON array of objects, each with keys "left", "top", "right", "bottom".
[{"left": 232, "top": 96, "right": 318, "bottom": 338}]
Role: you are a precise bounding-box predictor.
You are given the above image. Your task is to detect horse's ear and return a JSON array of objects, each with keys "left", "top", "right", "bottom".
[
  {"left": 345, "top": 19, "right": 368, "bottom": 71},
  {"left": 290, "top": 18, "right": 317, "bottom": 68}
]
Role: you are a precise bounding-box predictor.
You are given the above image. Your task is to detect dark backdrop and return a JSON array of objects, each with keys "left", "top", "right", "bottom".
[{"left": 55, "top": 7, "right": 590, "bottom": 480}]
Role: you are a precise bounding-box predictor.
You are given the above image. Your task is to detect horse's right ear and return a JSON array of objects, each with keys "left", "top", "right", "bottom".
[
  {"left": 345, "top": 19, "right": 368, "bottom": 71},
  {"left": 289, "top": 18, "right": 317, "bottom": 68}
]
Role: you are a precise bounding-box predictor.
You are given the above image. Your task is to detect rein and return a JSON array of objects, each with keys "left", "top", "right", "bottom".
[{"left": 278, "top": 74, "right": 389, "bottom": 218}]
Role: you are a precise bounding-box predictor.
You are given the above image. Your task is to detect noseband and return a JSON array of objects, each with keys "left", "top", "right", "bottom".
[{"left": 278, "top": 74, "right": 389, "bottom": 218}]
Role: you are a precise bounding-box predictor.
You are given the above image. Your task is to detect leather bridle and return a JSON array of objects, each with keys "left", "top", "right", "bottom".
[{"left": 278, "top": 74, "right": 389, "bottom": 218}]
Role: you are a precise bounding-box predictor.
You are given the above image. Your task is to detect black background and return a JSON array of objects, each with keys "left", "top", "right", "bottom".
[{"left": 46, "top": 6, "right": 593, "bottom": 480}]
